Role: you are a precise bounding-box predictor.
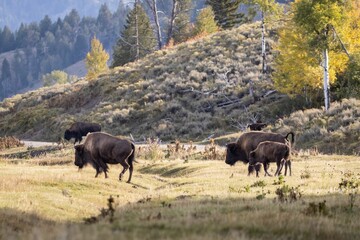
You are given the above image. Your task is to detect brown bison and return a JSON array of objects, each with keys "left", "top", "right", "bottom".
[
  {"left": 225, "top": 131, "right": 294, "bottom": 176},
  {"left": 64, "top": 122, "right": 101, "bottom": 144},
  {"left": 248, "top": 123, "right": 267, "bottom": 131},
  {"left": 249, "top": 141, "right": 291, "bottom": 177},
  {"left": 74, "top": 132, "right": 135, "bottom": 183}
]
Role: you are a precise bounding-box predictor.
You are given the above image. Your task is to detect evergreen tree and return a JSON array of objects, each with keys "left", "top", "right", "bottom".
[
  {"left": 97, "top": 3, "right": 114, "bottom": 49},
  {"left": 64, "top": 9, "right": 80, "bottom": 29},
  {"left": 97, "top": 3, "right": 113, "bottom": 31},
  {"left": 206, "top": 0, "right": 245, "bottom": 29},
  {"left": 194, "top": 6, "right": 218, "bottom": 36},
  {"left": 172, "top": 0, "right": 192, "bottom": 43},
  {"left": 112, "top": 2, "right": 156, "bottom": 67},
  {"left": 0, "top": 59, "right": 11, "bottom": 99},
  {"left": 85, "top": 36, "right": 109, "bottom": 80},
  {"left": 39, "top": 15, "right": 52, "bottom": 37},
  {"left": 0, "top": 26, "right": 15, "bottom": 52},
  {"left": 73, "top": 34, "right": 89, "bottom": 61}
]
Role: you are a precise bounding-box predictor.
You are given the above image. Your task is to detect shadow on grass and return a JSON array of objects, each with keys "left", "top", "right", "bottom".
[
  {"left": 1, "top": 193, "right": 359, "bottom": 240},
  {"left": 139, "top": 164, "right": 201, "bottom": 178},
  {"left": 0, "top": 207, "right": 55, "bottom": 233}
]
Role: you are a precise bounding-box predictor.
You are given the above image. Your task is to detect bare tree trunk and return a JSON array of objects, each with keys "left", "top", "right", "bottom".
[
  {"left": 167, "top": 0, "right": 177, "bottom": 44},
  {"left": 145, "top": 0, "right": 163, "bottom": 49},
  {"left": 331, "top": 25, "right": 350, "bottom": 59},
  {"left": 135, "top": 0, "right": 140, "bottom": 60},
  {"left": 323, "top": 48, "right": 330, "bottom": 111},
  {"left": 261, "top": 10, "right": 267, "bottom": 75}
]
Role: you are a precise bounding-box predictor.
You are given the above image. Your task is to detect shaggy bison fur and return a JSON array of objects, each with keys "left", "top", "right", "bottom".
[
  {"left": 225, "top": 131, "right": 294, "bottom": 176},
  {"left": 74, "top": 132, "right": 135, "bottom": 183},
  {"left": 64, "top": 122, "right": 101, "bottom": 144},
  {"left": 249, "top": 141, "right": 291, "bottom": 177}
]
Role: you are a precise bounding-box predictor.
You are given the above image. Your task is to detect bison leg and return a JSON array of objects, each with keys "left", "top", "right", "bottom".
[
  {"left": 285, "top": 160, "right": 292, "bottom": 176},
  {"left": 119, "top": 161, "right": 130, "bottom": 181},
  {"left": 127, "top": 162, "right": 133, "bottom": 183},
  {"left": 263, "top": 163, "right": 273, "bottom": 177},
  {"left": 248, "top": 165, "right": 256, "bottom": 176},
  {"left": 275, "top": 159, "right": 286, "bottom": 176}
]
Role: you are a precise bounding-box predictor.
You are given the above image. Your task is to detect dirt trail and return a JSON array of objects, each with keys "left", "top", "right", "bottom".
[{"left": 21, "top": 140, "right": 58, "bottom": 148}]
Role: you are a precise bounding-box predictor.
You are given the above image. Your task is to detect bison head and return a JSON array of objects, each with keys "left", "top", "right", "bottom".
[
  {"left": 225, "top": 142, "right": 246, "bottom": 166},
  {"left": 64, "top": 130, "right": 72, "bottom": 141},
  {"left": 248, "top": 151, "right": 256, "bottom": 165},
  {"left": 74, "top": 144, "right": 86, "bottom": 168}
]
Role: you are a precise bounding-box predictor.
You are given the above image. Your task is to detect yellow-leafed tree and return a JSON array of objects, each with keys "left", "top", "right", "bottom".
[
  {"left": 273, "top": 0, "right": 360, "bottom": 109},
  {"left": 85, "top": 36, "right": 109, "bottom": 80}
]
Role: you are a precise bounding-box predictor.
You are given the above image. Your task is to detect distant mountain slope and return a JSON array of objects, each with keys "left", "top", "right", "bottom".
[
  {"left": 63, "top": 60, "right": 87, "bottom": 78},
  {"left": 0, "top": 0, "right": 125, "bottom": 30}
]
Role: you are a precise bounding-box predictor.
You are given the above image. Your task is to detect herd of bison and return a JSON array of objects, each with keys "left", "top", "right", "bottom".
[{"left": 64, "top": 121, "right": 295, "bottom": 183}]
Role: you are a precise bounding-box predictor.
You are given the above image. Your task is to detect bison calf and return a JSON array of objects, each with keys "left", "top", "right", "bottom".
[
  {"left": 64, "top": 122, "right": 101, "bottom": 144},
  {"left": 74, "top": 132, "right": 135, "bottom": 183},
  {"left": 248, "top": 141, "right": 291, "bottom": 177}
]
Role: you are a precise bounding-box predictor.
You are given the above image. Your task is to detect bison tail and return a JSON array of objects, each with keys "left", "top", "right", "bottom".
[
  {"left": 128, "top": 143, "right": 135, "bottom": 166},
  {"left": 126, "top": 143, "right": 135, "bottom": 183},
  {"left": 285, "top": 132, "right": 295, "bottom": 145}
]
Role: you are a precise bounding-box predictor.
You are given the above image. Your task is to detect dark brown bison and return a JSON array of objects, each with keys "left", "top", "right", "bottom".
[
  {"left": 249, "top": 141, "right": 291, "bottom": 177},
  {"left": 64, "top": 122, "right": 101, "bottom": 144},
  {"left": 225, "top": 131, "right": 294, "bottom": 176},
  {"left": 74, "top": 132, "right": 135, "bottom": 183},
  {"left": 248, "top": 123, "right": 267, "bottom": 131}
]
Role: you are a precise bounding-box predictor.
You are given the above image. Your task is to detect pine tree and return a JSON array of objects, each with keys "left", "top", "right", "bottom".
[
  {"left": 206, "top": 0, "right": 245, "bottom": 29},
  {"left": 97, "top": 3, "right": 113, "bottom": 30},
  {"left": 39, "top": 15, "right": 52, "bottom": 37},
  {"left": 112, "top": 2, "right": 156, "bottom": 67},
  {"left": 0, "top": 26, "right": 16, "bottom": 52},
  {"left": 73, "top": 34, "right": 89, "bottom": 61},
  {"left": 194, "top": 6, "right": 218, "bottom": 36},
  {"left": 172, "top": 0, "right": 192, "bottom": 43},
  {"left": 85, "top": 36, "right": 109, "bottom": 80},
  {"left": 0, "top": 58, "right": 11, "bottom": 99}
]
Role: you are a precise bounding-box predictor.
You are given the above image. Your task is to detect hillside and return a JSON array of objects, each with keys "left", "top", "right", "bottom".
[
  {"left": 0, "top": 22, "right": 359, "bottom": 154},
  {"left": 0, "top": 23, "right": 285, "bottom": 138}
]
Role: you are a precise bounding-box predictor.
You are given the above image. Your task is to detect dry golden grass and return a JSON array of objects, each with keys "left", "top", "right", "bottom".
[{"left": 0, "top": 145, "right": 360, "bottom": 239}]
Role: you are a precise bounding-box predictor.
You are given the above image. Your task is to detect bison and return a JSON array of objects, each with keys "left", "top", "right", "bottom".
[
  {"left": 74, "top": 132, "right": 135, "bottom": 183},
  {"left": 249, "top": 141, "right": 291, "bottom": 177},
  {"left": 64, "top": 122, "right": 101, "bottom": 144},
  {"left": 225, "top": 131, "right": 294, "bottom": 176},
  {"left": 248, "top": 122, "right": 267, "bottom": 131}
]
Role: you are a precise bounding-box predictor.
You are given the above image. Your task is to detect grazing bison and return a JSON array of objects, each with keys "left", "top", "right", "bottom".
[
  {"left": 248, "top": 122, "right": 267, "bottom": 131},
  {"left": 249, "top": 141, "right": 291, "bottom": 177},
  {"left": 225, "top": 131, "right": 294, "bottom": 176},
  {"left": 74, "top": 132, "right": 135, "bottom": 183},
  {"left": 64, "top": 122, "right": 101, "bottom": 144}
]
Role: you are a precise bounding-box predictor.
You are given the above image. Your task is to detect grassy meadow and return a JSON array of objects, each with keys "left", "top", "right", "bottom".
[{"left": 1, "top": 143, "right": 360, "bottom": 240}]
